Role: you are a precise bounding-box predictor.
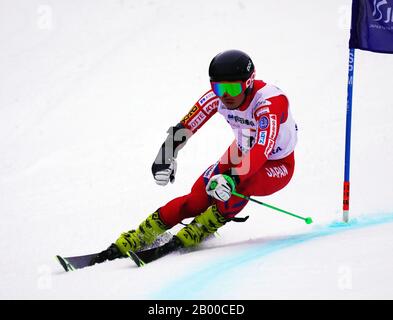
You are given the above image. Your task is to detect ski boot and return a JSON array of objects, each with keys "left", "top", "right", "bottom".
[
  {"left": 114, "top": 211, "right": 169, "bottom": 255},
  {"left": 175, "top": 205, "right": 227, "bottom": 247},
  {"left": 89, "top": 243, "right": 123, "bottom": 265}
]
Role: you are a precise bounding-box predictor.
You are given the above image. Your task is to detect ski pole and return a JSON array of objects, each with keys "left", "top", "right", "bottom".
[
  {"left": 209, "top": 180, "right": 313, "bottom": 224},
  {"left": 231, "top": 191, "right": 313, "bottom": 224}
]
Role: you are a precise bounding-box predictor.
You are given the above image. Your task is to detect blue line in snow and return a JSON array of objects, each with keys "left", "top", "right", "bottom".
[{"left": 151, "top": 213, "right": 393, "bottom": 299}]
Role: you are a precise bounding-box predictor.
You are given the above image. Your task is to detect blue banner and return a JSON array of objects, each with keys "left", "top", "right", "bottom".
[{"left": 349, "top": 0, "right": 393, "bottom": 53}]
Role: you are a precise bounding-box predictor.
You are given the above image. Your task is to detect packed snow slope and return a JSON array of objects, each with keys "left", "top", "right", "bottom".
[{"left": 1, "top": 0, "right": 393, "bottom": 299}]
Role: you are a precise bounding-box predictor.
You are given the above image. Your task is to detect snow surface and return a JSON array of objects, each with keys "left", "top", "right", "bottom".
[{"left": 1, "top": 0, "right": 393, "bottom": 299}]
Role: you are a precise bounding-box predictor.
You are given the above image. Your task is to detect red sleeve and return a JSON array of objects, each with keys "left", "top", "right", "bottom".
[
  {"left": 233, "top": 95, "right": 289, "bottom": 182},
  {"left": 180, "top": 90, "right": 219, "bottom": 134}
]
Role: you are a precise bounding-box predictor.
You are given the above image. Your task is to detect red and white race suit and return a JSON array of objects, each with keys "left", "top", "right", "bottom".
[{"left": 159, "top": 80, "right": 298, "bottom": 226}]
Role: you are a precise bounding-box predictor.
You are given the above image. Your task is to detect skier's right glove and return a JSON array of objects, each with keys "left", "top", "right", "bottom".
[
  {"left": 151, "top": 123, "right": 192, "bottom": 186},
  {"left": 152, "top": 158, "right": 177, "bottom": 186}
]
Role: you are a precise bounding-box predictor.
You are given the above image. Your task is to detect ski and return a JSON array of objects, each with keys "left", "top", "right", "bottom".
[
  {"left": 56, "top": 232, "right": 173, "bottom": 272},
  {"left": 56, "top": 253, "right": 100, "bottom": 272},
  {"left": 127, "top": 236, "right": 183, "bottom": 267}
]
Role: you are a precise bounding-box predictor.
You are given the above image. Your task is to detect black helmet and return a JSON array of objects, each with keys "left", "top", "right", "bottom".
[{"left": 209, "top": 50, "right": 255, "bottom": 82}]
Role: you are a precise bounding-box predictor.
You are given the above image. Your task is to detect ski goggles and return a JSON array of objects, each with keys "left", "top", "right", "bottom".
[{"left": 211, "top": 72, "right": 255, "bottom": 97}]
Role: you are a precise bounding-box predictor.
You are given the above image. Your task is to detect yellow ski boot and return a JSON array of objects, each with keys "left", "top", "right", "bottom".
[
  {"left": 175, "top": 205, "right": 227, "bottom": 247},
  {"left": 115, "top": 211, "right": 168, "bottom": 255}
]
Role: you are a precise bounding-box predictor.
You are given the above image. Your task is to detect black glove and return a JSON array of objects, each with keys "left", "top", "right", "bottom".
[{"left": 151, "top": 123, "right": 192, "bottom": 185}]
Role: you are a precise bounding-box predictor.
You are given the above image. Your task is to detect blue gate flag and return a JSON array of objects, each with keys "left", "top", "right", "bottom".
[{"left": 349, "top": 0, "right": 393, "bottom": 53}]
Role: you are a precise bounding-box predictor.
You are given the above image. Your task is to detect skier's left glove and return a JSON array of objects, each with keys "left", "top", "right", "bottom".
[{"left": 206, "top": 174, "right": 236, "bottom": 202}]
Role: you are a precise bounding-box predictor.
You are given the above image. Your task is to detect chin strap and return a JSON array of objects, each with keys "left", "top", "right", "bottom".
[{"left": 244, "top": 83, "right": 254, "bottom": 96}]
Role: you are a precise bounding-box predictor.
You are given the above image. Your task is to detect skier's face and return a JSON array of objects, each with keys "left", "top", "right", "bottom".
[{"left": 219, "top": 92, "right": 246, "bottom": 110}]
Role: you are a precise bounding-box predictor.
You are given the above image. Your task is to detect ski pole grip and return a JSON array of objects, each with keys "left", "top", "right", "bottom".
[{"left": 210, "top": 181, "right": 218, "bottom": 190}]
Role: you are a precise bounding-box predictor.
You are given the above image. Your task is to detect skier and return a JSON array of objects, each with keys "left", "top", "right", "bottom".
[{"left": 96, "top": 49, "right": 298, "bottom": 262}]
